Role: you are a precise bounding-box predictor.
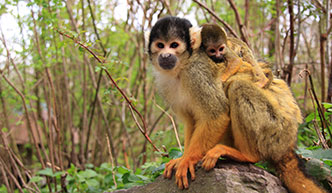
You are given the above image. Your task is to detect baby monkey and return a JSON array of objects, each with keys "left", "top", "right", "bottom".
[{"left": 199, "top": 23, "right": 271, "bottom": 88}]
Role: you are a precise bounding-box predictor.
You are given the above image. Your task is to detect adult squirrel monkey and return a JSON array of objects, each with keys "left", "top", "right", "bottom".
[
  {"left": 147, "top": 16, "right": 230, "bottom": 189},
  {"left": 147, "top": 16, "right": 326, "bottom": 193}
]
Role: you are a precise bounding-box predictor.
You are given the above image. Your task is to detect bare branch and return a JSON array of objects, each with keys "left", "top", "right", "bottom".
[
  {"left": 310, "top": 0, "right": 326, "bottom": 13},
  {"left": 106, "top": 136, "right": 118, "bottom": 189},
  {"left": 227, "top": 0, "right": 251, "bottom": 47},
  {"left": 155, "top": 103, "right": 182, "bottom": 152},
  {"left": 57, "top": 29, "right": 162, "bottom": 153},
  {"left": 192, "top": 0, "right": 239, "bottom": 38}
]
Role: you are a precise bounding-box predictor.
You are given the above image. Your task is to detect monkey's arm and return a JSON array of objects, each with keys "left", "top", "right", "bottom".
[
  {"left": 175, "top": 114, "right": 230, "bottom": 189},
  {"left": 220, "top": 47, "right": 242, "bottom": 82},
  {"left": 163, "top": 113, "right": 195, "bottom": 179}
]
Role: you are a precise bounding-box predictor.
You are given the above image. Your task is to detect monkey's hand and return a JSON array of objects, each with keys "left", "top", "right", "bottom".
[
  {"left": 175, "top": 155, "right": 202, "bottom": 189},
  {"left": 220, "top": 58, "right": 241, "bottom": 82},
  {"left": 163, "top": 157, "right": 182, "bottom": 179}
]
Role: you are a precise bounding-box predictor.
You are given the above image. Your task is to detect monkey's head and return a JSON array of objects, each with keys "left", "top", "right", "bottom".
[
  {"left": 200, "top": 24, "right": 228, "bottom": 63},
  {"left": 147, "top": 16, "right": 192, "bottom": 76}
]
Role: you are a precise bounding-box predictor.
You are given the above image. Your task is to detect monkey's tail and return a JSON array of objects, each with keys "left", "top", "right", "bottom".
[{"left": 274, "top": 150, "right": 327, "bottom": 193}]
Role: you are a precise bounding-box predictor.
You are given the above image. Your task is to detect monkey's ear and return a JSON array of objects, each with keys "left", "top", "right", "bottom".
[
  {"left": 220, "top": 26, "right": 227, "bottom": 37},
  {"left": 190, "top": 26, "right": 202, "bottom": 50},
  {"left": 144, "top": 31, "right": 150, "bottom": 52}
]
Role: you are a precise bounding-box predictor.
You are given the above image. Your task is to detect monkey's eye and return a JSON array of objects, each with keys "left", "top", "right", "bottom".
[
  {"left": 157, "top": 43, "right": 164, "bottom": 48},
  {"left": 209, "top": 49, "right": 216, "bottom": 53},
  {"left": 170, "top": 42, "right": 179, "bottom": 48},
  {"left": 219, "top": 47, "right": 224, "bottom": 52}
]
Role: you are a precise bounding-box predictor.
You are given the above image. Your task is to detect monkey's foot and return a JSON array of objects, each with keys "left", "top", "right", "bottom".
[
  {"left": 163, "top": 157, "right": 182, "bottom": 179},
  {"left": 202, "top": 148, "right": 221, "bottom": 171},
  {"left": 202, "top": 144, "right": 259, "bottom": 171},
  {"left": 175, "top": 156, "right": 201, "bottom": 189}
]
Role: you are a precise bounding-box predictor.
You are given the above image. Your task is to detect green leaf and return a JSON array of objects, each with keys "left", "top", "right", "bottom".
[
  {"left": 298, "top": 148, "right": 332, "bottom": 160},
  {"left": 54, "top": 171, "right": 65, "bottom": 177},
  {"left": 122, "top": 172, "right": 130, "bottom": 183},
  {"left": 117, "top": 166, "right": 130, "bottom": 174},
  {"left": 30, "top": 176, "right": 44, "bottom": 183},
  {"left": 135, "top": 174, "right": 150, "bottom": 181},
  {"left": 29, "top": 95, "right": 38, "bottom": 101},
  {"left": 311, "top": 149, "right": 332, "bottom": 160},
  {"left": 95, "top": 66, "right": 101, "bottom": 72},
  {"left": 85, "top": 163, "right": 94, "bottom": 169},
  {"left": 86, "top": 179, "right": 99, "bottom": 188},
  {"left": 305, "top": 158, "right": 331, "bottom": 180},
  {"left": 322, "top": 102, "right": 332, "bottom": 109},
  {"left": 2, "top": 127, "right": 8, "bottom": 132},
  {"left": 323, "top": 160, "right": 332, "bottom": 167},
  {"left": 100, "top": 163, "right": 112, "bottom": 172},
  {"left": 104, "top": 173, "right": 115, "bottom": 185},
  {"left": 128, "top": 174, "right": 141, "bottom": 182},
  {"left": 37, "top": 168, "right": 54, "bottom": 177},
  {"left": 305, "top": 112, "right": 316, "bottom": 123},
  {"left": 168, "top": 148, "right": 183, "bottom": 159},
  {"left": 79, "top": 169, "right": 98, "bottom": 179},
  {"left": 78, "top": 46, "right": 84, "bottom": 52}
]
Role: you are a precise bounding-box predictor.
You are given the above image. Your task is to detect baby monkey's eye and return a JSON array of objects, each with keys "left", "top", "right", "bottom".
[
  {"left": 157, "top": 42, "right": 164, "bottom": 48},
  {"left": 219, "top": 47, "right": 224, "bottom": 52},
  {"left": 209, "top": 49, "right": 216, "bottom": 53},
  {"left": 170, "top": 42, "right": 179, "bottom": 48}
]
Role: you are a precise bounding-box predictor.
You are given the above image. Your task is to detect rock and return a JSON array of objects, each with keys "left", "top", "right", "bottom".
[{"left": 110, "top": 160, "right": 288, "bottom": 193}]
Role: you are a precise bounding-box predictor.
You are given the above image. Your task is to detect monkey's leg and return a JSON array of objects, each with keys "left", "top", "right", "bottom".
[
  {"left": 174, "top": 113, "right": 230, "bottom": 189},
  {"left": 202, "top": 144, "right": 259, "bottom": 171},
  {"left": 226, "top": 79, "right": 283, "bottom": 162},
  {"left": 163, "top": 115, "right": 195, "bottom": 179},
  {"left": 220, "top": 58, "right": 242, "bottom": 82}
]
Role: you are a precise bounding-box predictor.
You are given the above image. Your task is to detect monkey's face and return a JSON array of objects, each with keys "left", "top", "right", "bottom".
[
  {"left": 206, "top": 43, "right": 226, "bottom": 63},
  {"left": 150, "top": 38, "right": 188, "bottom": 73},
  {"left": 147, "top": 16, "right": 192, "bottom": 77}
]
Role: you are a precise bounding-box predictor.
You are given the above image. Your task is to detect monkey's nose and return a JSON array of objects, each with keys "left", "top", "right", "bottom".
[
  {"left": 161, "top": 53, "right": 171, "bottom": 58},
  {"left": 158, "top": 53, "right": 177, "bottom": 70}
]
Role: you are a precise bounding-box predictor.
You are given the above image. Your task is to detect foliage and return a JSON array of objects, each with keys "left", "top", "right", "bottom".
[
  {"left": 298, "top": 102, "right": 332, "bottom": 147},
  {"left": 0, "top": 148, "right": 184, "bottom": 192},
  {"left": 0, "top": 162, "right": 163, "bottom": 193}
]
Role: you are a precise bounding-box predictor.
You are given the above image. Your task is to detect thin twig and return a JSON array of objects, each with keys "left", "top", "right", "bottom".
[
  {"left": 0, "top": 163, "right": 12, "bottom": 193},
  {"left": 1, "top": 74, "right": 45, "bottom": 168},
  {"left": 45, "top": 68, "right": 64, "bottom": 170},
  {"left": 192, "top": 0, "right": 239, "bottom": 38},
  {"left": 0, "top": 28, "right": 25, "bottom": 91},
  {"left": 57, "top": 29, "right": 161, "bottom": 153},
  {"left": 300, "top": 69, "right": 332, "bottom": 146},
  {"left": 0, "top": 159, "right": 24, "bottom": 193},
  {"left": 227, "top": 0, "right": 250, "bottom": 47},
  {"left": 155, "top": 103, "right": 182, "bottom": 152},
  {"left": 311, "top": 0, "right": 326, "bottom": 13},
  {"left": 308, "top": 89, "right": 329, "bottom": 148},
  {"left": 106, "top": 136, "right": 117, "bottom": 189},
  {"left": 128, "top": 104, "right": 161, "bottom": 152}
]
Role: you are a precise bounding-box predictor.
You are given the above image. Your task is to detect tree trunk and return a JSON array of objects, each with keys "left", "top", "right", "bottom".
[{"left": 286, "top": 0, "right": 295, "bottom": 85}]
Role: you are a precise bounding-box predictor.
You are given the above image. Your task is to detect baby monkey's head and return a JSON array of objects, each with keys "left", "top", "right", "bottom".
[{"left": 200, "top": 23, "right": 228, "bottom": 63}]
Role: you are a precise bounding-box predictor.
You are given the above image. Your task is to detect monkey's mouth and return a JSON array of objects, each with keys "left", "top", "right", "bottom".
[{"left": 210, "top": 55, "right": 226, "bottom": 63}]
